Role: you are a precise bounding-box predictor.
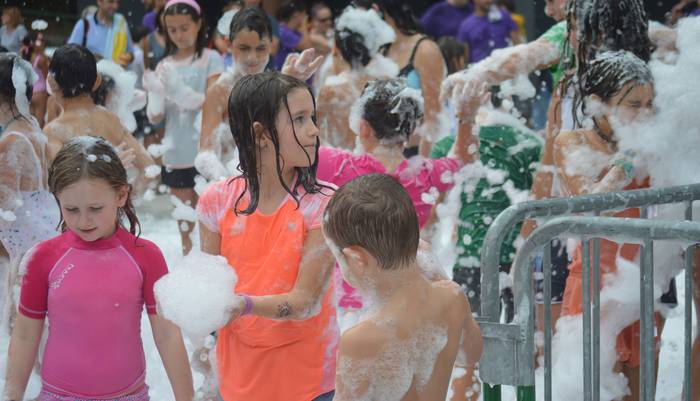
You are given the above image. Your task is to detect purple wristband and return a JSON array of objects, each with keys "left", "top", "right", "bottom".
[{"left": 240, "top": 294, "right": 254, "bottom": 316}]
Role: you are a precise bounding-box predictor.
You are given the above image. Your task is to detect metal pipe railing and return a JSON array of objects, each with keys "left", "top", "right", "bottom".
[{"left": 498, "top": 216, "right": 700, "bottom": 401}]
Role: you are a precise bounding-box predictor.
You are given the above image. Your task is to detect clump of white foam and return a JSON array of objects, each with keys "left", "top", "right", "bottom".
[
  {"left": 11, "top": 56, "right": 38, "bottom": 118},
  {"left": 145, "top": 165, "right": 161, "bottom": 178},
  {"left": 562, "top": 144, "right": 611, "bottom": 178},
  {"left": 154, "top": 250, "right": 238, "bottom": 341},
  {"left": 147, "top": 136, "right": 173, "bottom": 158},
  {"left": 616, "top": 18, "right": 700, "bottom": 187},
  {"left": 335, "top": 7, "right": 395, "bottom": 58},
  {"left": 194, "top": 151, "right": 229, "bottom": 182},
  {"left": 97, "top": 59, "right": 140, "bottom": 132},
  {"left": 170, "top": 195, "right": 198, "bottom": 222},
  {"left": 546, "top": 256, "right": 662, "bottom": 401},
  {"left": 0, "top": 209, "right": 17, "bottom": 222}
]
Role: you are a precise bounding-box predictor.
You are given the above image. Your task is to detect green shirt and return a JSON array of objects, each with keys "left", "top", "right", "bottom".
[
  {"left": 539, "top": 20, "right": 572, "bottom": 89},
  {"left": 431, "top": 125, "right": 542, "bottom": 269}
]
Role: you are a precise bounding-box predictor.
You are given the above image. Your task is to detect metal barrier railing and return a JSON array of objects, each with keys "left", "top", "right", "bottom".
[{"left": 477, "top": 183, "right": 700, "bottom": 401}]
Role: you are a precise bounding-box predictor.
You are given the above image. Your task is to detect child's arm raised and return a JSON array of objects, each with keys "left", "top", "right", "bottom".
[
  {"left": 148, "top": 314, "right": 194, "bottom": 401},
  {"left": 450, "top": 86, "right": 485, "bottom": 164},
  {"left": 234, "top": 229, "right": 335, "bottom": 321},
  {"left": 3, "top": 315, "right": 45, "bottom": 400}
]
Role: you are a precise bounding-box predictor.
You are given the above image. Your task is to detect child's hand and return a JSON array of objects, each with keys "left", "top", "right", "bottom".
[
  {"left": 281, "top": 48, "right": 324, "bottom": 81},
  {"left": 142, "top": 69, "right": 165, "bottom": 96},
  {"left": 116, "top": 141, "right": 136, "bottom": 170}
]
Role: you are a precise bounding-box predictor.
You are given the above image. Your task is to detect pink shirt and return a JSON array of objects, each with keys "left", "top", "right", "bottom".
[
  {"left": 317, "top": 146, "right": 462, "bottom": 227},
  {"left": 317, "top": 147, "right": 462, "bottom": 309},
  {"left": 19, "top": 228, "right": 168, "bottom": 398}
]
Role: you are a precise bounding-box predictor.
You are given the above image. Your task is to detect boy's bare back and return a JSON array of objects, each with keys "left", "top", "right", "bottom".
[{"left": 335, "top": 277, "right": 479, "bottom": 401}]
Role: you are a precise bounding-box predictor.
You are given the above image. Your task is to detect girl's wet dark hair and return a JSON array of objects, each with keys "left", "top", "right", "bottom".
[
  {"left": 49, "top": 136, "right": 140, "bottom": 236},
  {"left": 163, "top": 3, "right": 208, "bottom": 59},
  {"left": 360, "top": 78, "right": 424, "bottom": 143},
  {"left": 49, "top": 44, "right": 97, "bottom": 99},
  {"left": 91, "top": 74, "right": 115, "bottom": 107},
  {"left": 229, "top": 6, "right": 273, "bottom": 42},
  {"left": 228, "top": 71, "right": 331, "bottom": 215},
  {"left": 0, "top": 53, "right": 33, "bottom": 118},
  {"left": 561, "top": 0, "right": 651, "bottom": 128},
  {"left": 580, "top": 50, "right": 652, "bottom": 114},
  {"left": 335, "top": 28, "right": 371, "bottom": 68},
  {"left": 372, "top": 0, "right": 422, "bottom": 36}
]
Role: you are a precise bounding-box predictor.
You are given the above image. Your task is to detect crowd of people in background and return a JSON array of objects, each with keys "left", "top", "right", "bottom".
[{"left": 0, "top": 0, "right": 700, "bottom": 400}]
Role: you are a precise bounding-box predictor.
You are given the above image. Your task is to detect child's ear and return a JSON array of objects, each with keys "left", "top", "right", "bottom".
[
  {"left": 342, "top": 246, "right": 368, "bottom": 268},
  {"left": 358, "top": 118, "right": 372, "bottom": 139},
  {"left": 116, "top": 185, "right": 129, "bottom": 208},
  {"left": 252, "top": 121, "right": 269, "bottom": 147}
]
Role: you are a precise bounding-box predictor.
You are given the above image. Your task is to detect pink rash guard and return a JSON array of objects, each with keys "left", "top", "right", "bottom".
[
  {"left": 18, "top": 227, "right": 168, "bottom": 398},
  {"left": 317, "top": 146, "right": 462, "bottom": 227}
]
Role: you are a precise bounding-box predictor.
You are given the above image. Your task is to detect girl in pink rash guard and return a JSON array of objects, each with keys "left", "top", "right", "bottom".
[
  {"left": 4, "top": 136, "right": 194, "bottom": 401},
  {"left": 316, "top": 78, "right": 479, "bottom": 327}
]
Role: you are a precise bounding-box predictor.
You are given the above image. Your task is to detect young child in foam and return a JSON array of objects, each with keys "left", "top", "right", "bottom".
[
  {"left": 3, "top": 136, "right": 194, "bottom": 401},
  {"left": 316, "top": 6, "right": 398, "bottom": 150},
  {"left": 195, "top": 6, "right": 323, "bottom": 181},
  {"left": 42, "top": 44, "right": 156, "bottom": 189},
  {"left": 317, "top": 77, "right": 479, "bottom": 327},
  {"left": 0, "top": 53, "right": 59, "bottom": 333},
  {"left": 323, "top": 173, "right": 483, "bottom": 401},
  {"left": 196, "top": 71, "right": 337, "bottom": 401},
  {"left": 143, "top": 0, "right": 224, "bottom": 255},
  {"left": 553, "top": 51, "right": 657, "bottom": 400},
  {"left": 20, "top": 25, "right": 49, "bottom": 128}
]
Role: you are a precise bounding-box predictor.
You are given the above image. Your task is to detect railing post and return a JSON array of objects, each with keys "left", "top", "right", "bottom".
[
  {"left": 583, "top": 239, "right": 592, "bottom": 401},
  {"left": 640, "top": 208, "right": 656, "bottom": 401},
  {"left": 685, "top": 201, "right": 694, "bottom": 401},
  {"left": 517, "top": 385, "right": 535, "bottom": 401},
  {"left": 543, "top": 241, "right": 553, "bottom": 401}
]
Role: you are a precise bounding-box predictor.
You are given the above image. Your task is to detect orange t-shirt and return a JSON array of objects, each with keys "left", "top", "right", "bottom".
[
  {"left": 562, "top": 178, "right": 654, "bottom": 367},
  {"left": 197, "top": 178, "right": 338, "bottom": 401}
]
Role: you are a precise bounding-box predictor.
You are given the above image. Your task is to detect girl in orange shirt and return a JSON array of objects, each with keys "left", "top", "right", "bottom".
[
  {"left": 197, "top": 71, "right": 337, "bottom": 401},
  {"left": 553, "top": 51, "right": 656, "bottom": 400}
]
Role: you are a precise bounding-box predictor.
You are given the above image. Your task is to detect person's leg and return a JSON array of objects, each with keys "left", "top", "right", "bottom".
[
  {"left": 31, "top": 91, "right": 48, "bottom": 128},
  {"left": 171, "top": 187, "right": 198, "bottom": 255},
  {"left": 144, "top": 126, "right": 166, "bottom": 167}
]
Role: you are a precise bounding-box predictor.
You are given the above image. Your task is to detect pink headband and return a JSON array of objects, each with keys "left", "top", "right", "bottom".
[{"left": 164, "top": 0, "right": 201, "bottom": 15}]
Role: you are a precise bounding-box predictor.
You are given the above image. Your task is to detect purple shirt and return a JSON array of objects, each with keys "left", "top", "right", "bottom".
[
  {"left": 274, "top": 24, "right": 302, "bottom": 70},
  {"left": 691, "top": 8, "right": 700, "bottom": 17},
  {"left": 421, "top": 1, "right": 474, "bottom": 39},
  {"left": 142, "top": 11, "right": 157, "bottom": 33},
  {"left": 457, "top": 9, "right": 517, "bottom": 63}
]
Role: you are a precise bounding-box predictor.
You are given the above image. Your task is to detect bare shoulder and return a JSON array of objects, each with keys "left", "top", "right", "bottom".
[
  {"left": 432, "top": 280, "right": 469, "bottom": 313},
  {"left": 339, "top": 319, "right": 392, "bottom": 360},
  {"left": 207, "top": 79, "right": 231, "bottom": 100},
  {"left": 555, "top": 129, "right": 589, "bottom": 148},
  {"left": 414, "top": 37, "right": 443, "bottom": 62}
]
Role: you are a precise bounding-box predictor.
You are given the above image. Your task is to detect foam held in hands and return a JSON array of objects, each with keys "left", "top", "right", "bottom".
[{"left": 154, "top": 251, "right": 238, "bottom": 339}]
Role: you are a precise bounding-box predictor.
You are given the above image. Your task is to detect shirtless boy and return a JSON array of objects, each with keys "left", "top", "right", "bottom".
[{"left": 323, "top": 173, "right": 483, "bottom": 401}]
